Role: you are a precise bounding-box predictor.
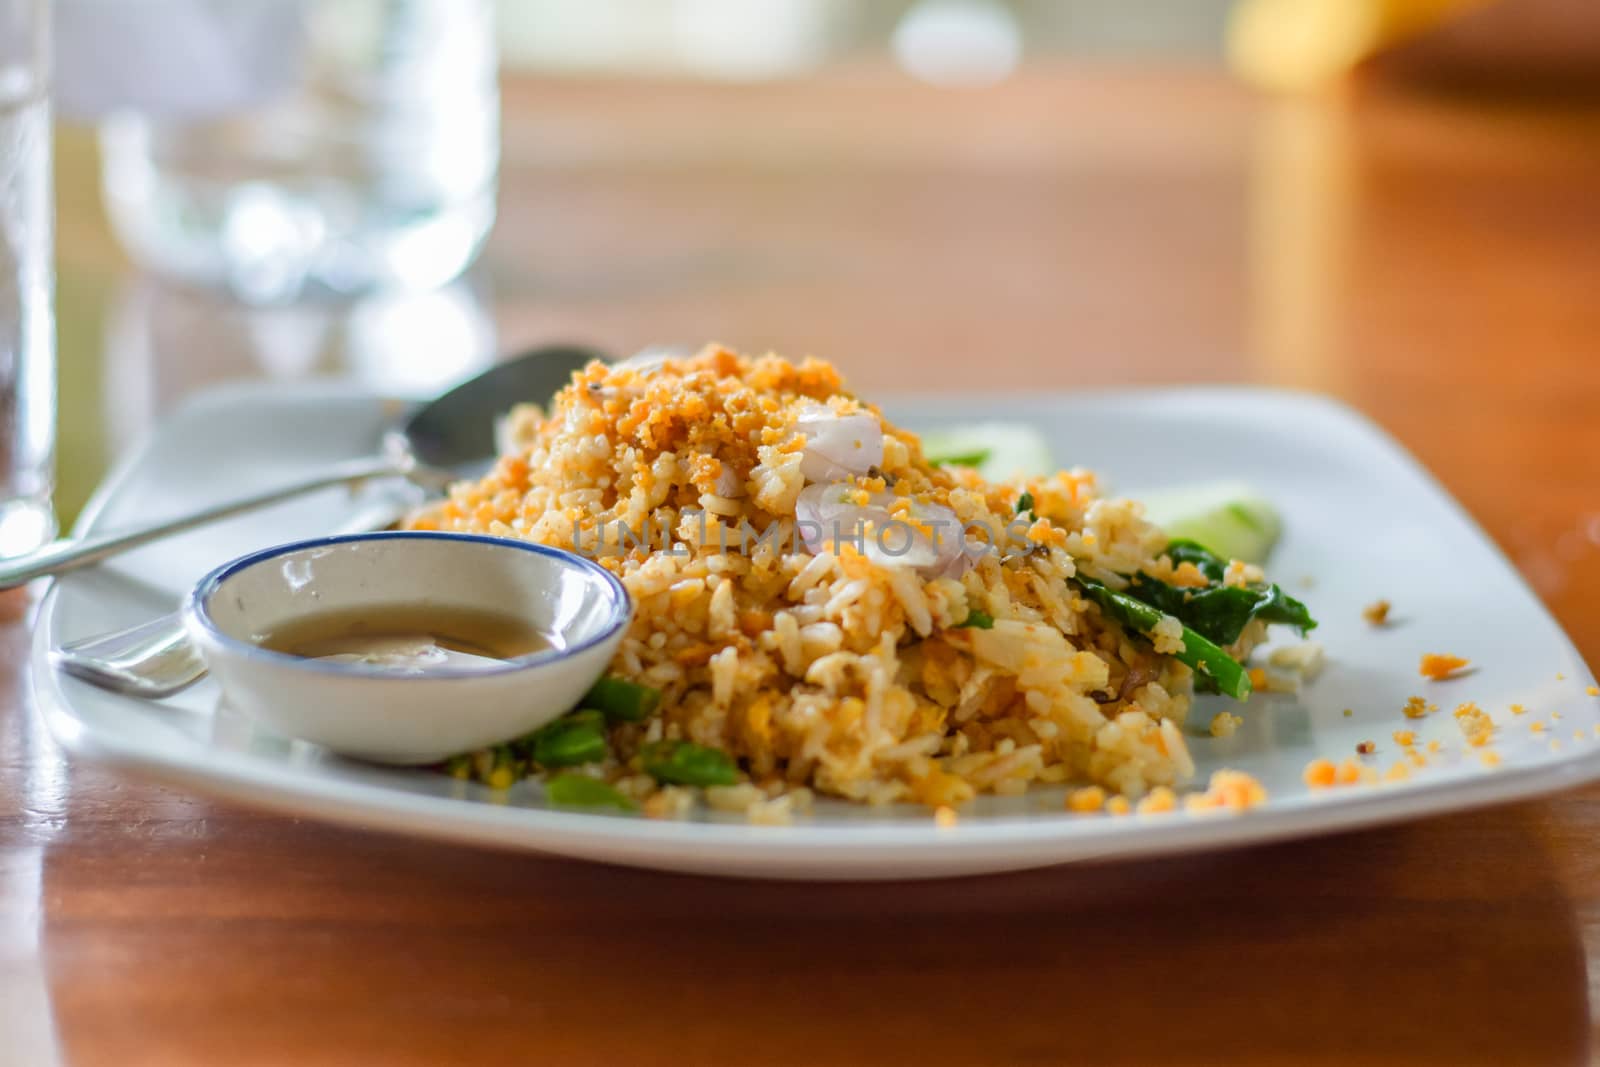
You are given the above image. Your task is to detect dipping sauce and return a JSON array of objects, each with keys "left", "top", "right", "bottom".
[{"left": 256, "top": 605, "right": 559, "bottom": 673}]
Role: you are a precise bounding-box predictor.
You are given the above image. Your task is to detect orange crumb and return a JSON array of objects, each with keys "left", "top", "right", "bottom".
[
  {"left": 1402, "top": 696, "right": 1430, "bottom": 719},
  {"left": 1531, "top": 721, "right": 1547, "bottom": 734},
  {"left": 1383, "top": 762, "right": 1412, "bottom": 783},
  {"left": 1106, "top": 796, "right": 1132, "bottom": 816},
  {"left": 1066, "top": 786, "right": 1106, "bottom": 814},
  {"left": 1587, "top": 686, "right": 1599, "bottom": 697},
  {"left": 1510, "top": 703, "right": 1527, "bottom": 715},
  {"left": 1356, "top": 740, "right": 1376, "bottom": 755},
  {"left": 1303, "top": 759, "right": 1337, "bottom": 788},
  {"left": 1420, "top": 654, "right": 1470, "bottom": 681},
  {"left": 1392, "top": 730, "right": 1416, "bottom": 747},
  {"left": 1335, "top": 758, "right": 1364, "bottom": 785},
  {"left": 934, "top": 806, "right": 958, "bottom": 828},
  {"left": 1426, "top": 739, "right": 1443, "bottom": 754},
  {"left": 1248, "top": 668, "right": 1268, "bottom": 691},
  {"left": 1362, "top": 599, "right": 1391, "bottom": 626},
  {"left": 1552, "top": 711, "right": 1564, "bottom": 721},
  {"left": 1480, "top": 751, "right": 1502, "bottom": 768},
  {"left": 1136, "top": 787, "right": 1178, "bottom": 815},
  {"left": 1185, "top": 769, "right": 1268, "bottom": 812}
]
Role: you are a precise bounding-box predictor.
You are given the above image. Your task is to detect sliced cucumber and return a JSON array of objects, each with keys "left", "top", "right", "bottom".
[
  {"left": 920, "top": 423, "right": 1054, "bottom": 481},
  {"left": 1138, "top": 482, "right": 1283, "bottom": 564}
]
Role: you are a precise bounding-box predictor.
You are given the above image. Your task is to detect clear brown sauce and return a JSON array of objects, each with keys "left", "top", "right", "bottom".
[{"left": 257, "top": 605, "right": 557, "bottom": 664}]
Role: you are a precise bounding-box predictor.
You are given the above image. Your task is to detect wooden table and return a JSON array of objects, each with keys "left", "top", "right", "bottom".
[{"left": 7, "top": 68, "right": 1600, "bottom": 1065}]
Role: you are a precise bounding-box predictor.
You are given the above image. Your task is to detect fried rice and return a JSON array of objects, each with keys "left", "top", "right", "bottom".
[{"left": 408, "top": 346, "right": 1272, "bottom": 817}]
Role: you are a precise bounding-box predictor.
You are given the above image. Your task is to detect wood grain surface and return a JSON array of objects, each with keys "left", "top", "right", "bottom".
[{"left": 6, "top": 67, "right": 1600, "bottom": 1065}]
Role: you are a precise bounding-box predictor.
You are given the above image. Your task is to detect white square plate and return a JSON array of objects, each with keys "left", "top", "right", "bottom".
[{"left": 34, "top": 382, "right": 1600, "bottom": 879}]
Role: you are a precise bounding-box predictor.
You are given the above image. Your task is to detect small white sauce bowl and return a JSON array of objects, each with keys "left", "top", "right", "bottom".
[{"left": 185, "top": 532, "right": 631, "bottom": 764}]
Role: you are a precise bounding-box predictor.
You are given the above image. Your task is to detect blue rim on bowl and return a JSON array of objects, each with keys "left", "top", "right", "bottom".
[{"left": 185, "top": 531, "right": 633, "bottom": 680}]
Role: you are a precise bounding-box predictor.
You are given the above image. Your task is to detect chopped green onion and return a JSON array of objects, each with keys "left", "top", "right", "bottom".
[
  {"left": 955, "top": 608, "right": 995, "bottom": 629},
  {"left": 582, "top": 675, "right": 661, "bottom": 723},
  {"left": 545, "top": 774, "right": 638, "bottom": 812},
  {"left": 640, "top": 739, "right": 739, "bottom": 787},
  {"left": 1015, "top": 492, "right": 1034, "bottom": 516}
]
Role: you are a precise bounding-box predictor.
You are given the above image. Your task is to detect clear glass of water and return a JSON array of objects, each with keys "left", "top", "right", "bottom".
[
  {"left": 71, "top": 0, "right": 497, "bottom": 304},
  {"left": 0, "top": 0, "right": 54, "bottom": 558}
]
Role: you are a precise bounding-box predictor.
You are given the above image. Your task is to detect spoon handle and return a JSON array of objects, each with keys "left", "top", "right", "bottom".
[{"left": 0, "top": 454, "right": 407, "bottom": 590}]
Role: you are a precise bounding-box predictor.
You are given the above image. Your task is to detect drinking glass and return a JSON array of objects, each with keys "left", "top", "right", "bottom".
[
  {"left": 59, "top": 0, "right": 499, "bottom": 304},
  {"left": 0, "top": 0, "right": 55, "bottom": 558}
]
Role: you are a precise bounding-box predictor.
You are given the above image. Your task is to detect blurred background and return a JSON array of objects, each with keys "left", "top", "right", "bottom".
[{"left": 43, "top": 0, "right": 1600, "bottom": 595}]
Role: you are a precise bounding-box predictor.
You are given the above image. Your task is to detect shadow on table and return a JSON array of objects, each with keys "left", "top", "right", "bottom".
[{"left": 38, "top": 797, "right": 1592, "bottom": 1066}]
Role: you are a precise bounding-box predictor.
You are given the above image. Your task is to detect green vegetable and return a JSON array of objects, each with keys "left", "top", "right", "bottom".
[
  {"left": 523, "top": 709, "right": 609, "bottom": 767},
  {"left": 1137, "top": 482, "right": 1283, "bottom": 564},
  {"left": 545, "top": 774, "right": 638, "bottom": 812},
  {"left": 582, "top": 675, "right": 661, "bottom": 723},
  {"left": 955, "top": 608, "right": 995, "bottom": 629},
  {"left": 1073, "top": 577, "right": 1251, "bottom": 700},
  {"left": 1138, "top": 539, "right": 1316, "bottom": 644},
  {"left": 640, "top": 739, "right": 739, "bottom": 787},
  {"left": 917, "top": 424, "right": 1054, "bottom": 481},
  {"left": 1015, "top": 492, "right": 1034, "bottom": 516}
]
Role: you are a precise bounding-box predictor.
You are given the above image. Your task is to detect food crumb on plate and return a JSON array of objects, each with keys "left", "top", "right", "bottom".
[
  {"left": 1268, "top": 641, "right": 1325, "bottom": 679},
  {"left": 1066, "top": 786, "right": 1106, "bottom": 813},
  {"left": 1530, "top": 721, "right": 1547, "bottom": 734},
  {"left": 1303, "top": 758, "right": 1336, "bottom": 788},
  {"left": 934, "top": 805, "right": 958, "bottom": 828},
  {"left": 1510, "top": 703, "right": 1528, "bottom": 715},
  {"left": 1136, "top": 786, "right": 1178, "bottom": 815},
  {"left": 1356, "top": 740, "right": 1376, "bottom": 755},
  {"left": 1588, "top": 686, "right": 1599, "bottom": 697},
  {"left": 1342, "top": 708, "right": 1353, "bottom": 717},
  {"left": 1392, "top": 729, "right": 1416, "bottom": 746},
  {"left": 1384, "top": 761, "right": 1412, "bottom": 783},
  {"left": 1307, "top": 757, "right": 1379, "bottom": 789},
  {"left": 1184, "top": 769, "right": 1268, "bottom": 812},
  {"left": 1105, "top": 796, "right": 1132, "bottom": 816},
  {"left": 1403, "top": 695, "right": 1431, "bottom": 719},
  {"left": 1209, "top": 712, "right": 1243, "bottom": 738},
  {"left": 1362, "top": 599, "right": 1391, "bottom": 626},
  {"left": 1480, "top": 751, "right": 1502, "bottom": 769},
  {"left": 1419, "top": 654, "right": 1470, "bottom": 681},
  {"left": 1453, "top": 703, "right": 1494, "bottom": 747}
]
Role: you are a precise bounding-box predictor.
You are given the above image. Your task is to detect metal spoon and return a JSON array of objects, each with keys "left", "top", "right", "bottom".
[
  {"left": 48, "top": 342, "right": 609, "bottom": 699},
  {"left": 6, "top": 343, "right": 605, "bottom": 590}
]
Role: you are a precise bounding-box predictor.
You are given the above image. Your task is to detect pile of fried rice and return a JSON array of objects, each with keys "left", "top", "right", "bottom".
[{"left": 408, "top": 346, "right": 1272, "bottom": 819}]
